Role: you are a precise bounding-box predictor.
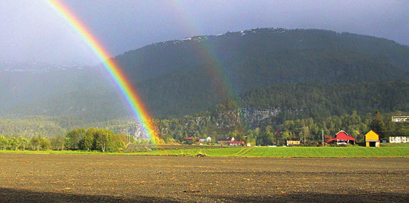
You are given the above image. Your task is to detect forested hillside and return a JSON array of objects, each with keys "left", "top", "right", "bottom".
[
  {"left": 239, "top": 80, "right": 408, "bottom": 122},
  {"left": 1, "top": 28, "right": 408, "bottom": 140},
  {"left": 118, "top": 28, "right": 409, "bottom": 117},
  {"left": 1, "top": 81, "right": 407, "bottom": 144},
  {"left": 116, "top": 28, "right": 409, "bottom": 86}
]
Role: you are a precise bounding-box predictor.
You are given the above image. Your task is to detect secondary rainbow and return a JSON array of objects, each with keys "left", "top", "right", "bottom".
[
  {"left": 169, "top": 0, "right": 234, "bottom": 99},
  {"left": 45, "top": 0, "right": 158, "bottom": 140}
]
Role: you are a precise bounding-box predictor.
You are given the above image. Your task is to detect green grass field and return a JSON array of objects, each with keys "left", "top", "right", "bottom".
[
  {"left": 380, "top": 143, "right": 409, "bottom": 147},
  {"left": 0, "top": 150, "right": 120, "bottom": 155},
  {"left": 134, "top": 146, "right": 409, "bottom": 158},
  {"left": 1, "top": 146, "right": 408, "bottom": 158}
]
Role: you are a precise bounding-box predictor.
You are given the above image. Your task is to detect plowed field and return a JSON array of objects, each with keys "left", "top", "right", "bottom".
[{"left": 0, "top": 154, "right": 407, "bottom": 202}]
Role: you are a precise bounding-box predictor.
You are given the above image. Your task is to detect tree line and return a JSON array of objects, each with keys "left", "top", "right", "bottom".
[
  {"left": 0, "top": 134, "right": 53, "bottom": 151},
  {"left": 0, "top": 110, "right": 406, "bottom": 150},
  {"left": 0, "top": 128, "right": 136, "bottom": 152}
]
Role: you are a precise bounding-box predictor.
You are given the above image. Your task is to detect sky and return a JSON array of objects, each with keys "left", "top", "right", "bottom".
[{"left": 0, "top": 0, "right": 408, "bottom": 65}]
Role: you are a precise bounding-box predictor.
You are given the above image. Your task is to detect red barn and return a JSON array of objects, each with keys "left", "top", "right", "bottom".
[{"left": 326, "top": 130, "right": 355, "bottom": 145}]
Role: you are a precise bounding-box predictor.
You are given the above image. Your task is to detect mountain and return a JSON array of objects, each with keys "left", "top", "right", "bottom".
[
  {"left": 2, "top": 28, "right": 408, "bottom": 121},
  {"left": 116, "top": 28, "right": 409, "bottom": 86},
  {"left": 120, "top": 28, "right": 409, "bottom": 117}
]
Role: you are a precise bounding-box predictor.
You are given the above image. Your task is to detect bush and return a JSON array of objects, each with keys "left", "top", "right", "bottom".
[{"left": 196, "top": 152, "right": 207, "bottom": 157}]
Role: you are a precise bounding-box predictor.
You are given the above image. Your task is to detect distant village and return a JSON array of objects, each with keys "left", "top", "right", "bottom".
[{"left": 184, "top": 130, "right": 407, "bottom": 148}]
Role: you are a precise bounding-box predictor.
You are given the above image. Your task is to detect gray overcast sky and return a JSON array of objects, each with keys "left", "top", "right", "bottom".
[{"left": 0, "top": 0, "right": 408, "bottom": 65}]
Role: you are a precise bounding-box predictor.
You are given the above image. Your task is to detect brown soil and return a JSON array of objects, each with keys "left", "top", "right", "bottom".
[{"left": 0, "top": 154, "right": 407, "bottom": 202}]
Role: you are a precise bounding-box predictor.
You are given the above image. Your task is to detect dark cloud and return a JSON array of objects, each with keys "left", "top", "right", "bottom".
[{"left": 0, "top": 0, "right": 407, "bottom": 65}]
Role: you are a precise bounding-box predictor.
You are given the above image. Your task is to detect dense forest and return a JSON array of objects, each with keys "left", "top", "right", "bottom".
[
  {"left": 239, "top": 80, "right": 408, "bottom": 121},
  {"left": 1, "top": 81, "right": 407, "bottom": 146}
]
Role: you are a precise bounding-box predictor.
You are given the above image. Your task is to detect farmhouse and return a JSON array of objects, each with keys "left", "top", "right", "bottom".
[
  {"left": 186, "top": 137, "right": 212, "bottom": 143},
  {"left": 197, "top": 137, "right": 207, "bottom": 143},
  {"left": 325, "top": 130, "right": 355, "bottom": 145},
  {"left": 389, "top": 136, "right": 408, "bottom": 143},
  {"left": 230, "top": 141, "right": 244, "bottom": 146},
  {"left": 217, "top": 137, "right": 234, "bottom": 144},
  {"left": 286, "top": 137, "right": 301, "bottom": 146},
  {"left": 365, "top": 130, "right": 380, "bottom": 147},
  {"left": 206, "top": 137, "right": 212, "bottom": 142}
]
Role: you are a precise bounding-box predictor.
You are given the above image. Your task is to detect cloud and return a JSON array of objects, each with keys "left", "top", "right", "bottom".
[{"left": 0, "top": 0, "right": 407, "bottom": 65}]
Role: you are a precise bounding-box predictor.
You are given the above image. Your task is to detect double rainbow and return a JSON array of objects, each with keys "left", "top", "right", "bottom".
[{"left": 45, "top": 0, "right": 158, "bottom": 140}]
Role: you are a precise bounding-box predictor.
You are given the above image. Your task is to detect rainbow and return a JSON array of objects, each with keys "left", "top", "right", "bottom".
[
  {"left": 169, "top": 1, "right": 234, "bottom": 100},
  {"left": 45, "top": 0, "right": 158, "bottom": 141}
]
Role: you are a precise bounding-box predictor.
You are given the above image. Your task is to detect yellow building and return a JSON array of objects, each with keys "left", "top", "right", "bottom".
[
  {"left": 286, "top": 137, "right": 301, "bottom": 146},
  {"left": 365, "top": 130, "right": 380, "bottom": 147}
]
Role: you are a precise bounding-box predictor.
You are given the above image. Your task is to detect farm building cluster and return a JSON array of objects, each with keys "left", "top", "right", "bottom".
[
  {"left": 185, "top": 136, "right": 212, "bottom": 143},
  {"left": 185, "top": 137, "right": 245, "bottom": 146},
  {"left": 286, "top": 130, "right": 393, "bottom": 147},
  {"left": 325, "top": 130, "right": 383, "bottom": 147},
  {"left": 185, "top": 130, "right": 406, "bottom": 147}
]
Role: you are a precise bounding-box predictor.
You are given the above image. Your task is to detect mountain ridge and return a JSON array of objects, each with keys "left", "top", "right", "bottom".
[{"left": 115, "top": 28, "right": 408, "bottom": 84}]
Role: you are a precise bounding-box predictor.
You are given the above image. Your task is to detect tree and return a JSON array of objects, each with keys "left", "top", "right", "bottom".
[
  {"left": 65, "top": 128, "right": 86, "bottom": 150},
  {"left": 282, "top": 131, "right": 294, "bottom": 145},
  {"left": 301, "top": 126, "right": 311, "bottom": 144},
  {"left": 265, "top": 125, "right": 275, "bottom": 145},
  {"left": 50, "top": 134, "right": 65, "bottom": 151},
  {"left": 94, "top": 129, "right": 107, "bottom": 152},
  {"left": 8, "top": 137, "right": 19, "bottom": 150},
  {"left": 370, "top": 110, "right": 386, "bottom": 139},
  {"left": 135, "top": 138, "right": 150, "bottom": 144},
  {"left": 150, "top": 136, "right": 165, "bottom": 145},
  {"left": 80, "top": 131, "right": 94, "bottom": 151},
  {"left": 350, "top": 129, "right": 362, "bottom": 143},
  {"left": 246, "top": 130, "right": 256, "bottom": 146},
  {"left": 92, "top": 129, "right": 124, "bottom": 152},
  {"left": 166, "top": 137, "right": 176, "bottom": 144},
  {"left": 17, "top": 136, "right": 29, "bottom": 150},
  {"left": 30, "top": 136, "right": 40, "bottom": 151},
  {"left": 0, "top": 136, "right": 8, "bottom": 150},
  {"left": 39, "top": 136, "right": 51, "bottom": 151}
]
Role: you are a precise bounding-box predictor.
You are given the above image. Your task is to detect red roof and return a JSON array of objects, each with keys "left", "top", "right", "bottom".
[
  {"left": 336, "top": 131, "right": 355, "bottom": 141},
  {"left": 325, "top": 131, "right": 355, "bottom": 143},
  {"left": 230, "top": 141, "right": 244, "bottom": 144}
]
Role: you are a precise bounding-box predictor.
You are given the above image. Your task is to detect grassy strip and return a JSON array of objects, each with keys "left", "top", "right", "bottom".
[
  {"left": 134, "top": 148, "right": 244, "bottom": 157},
  {"left": 0, "top": 150, "right": 125, "bottom": 155},
  {"left": 1, "top": 147, "right": 408, "bottom": 157},
  {"left": 244, "top": 147, "right": 409, "bottom": 157},
  {"left": 381, "top": 143, "right": 409, "bottom": 147},
  {"left": 134, "top": 147, "right": 409, "bottom": 158}
]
